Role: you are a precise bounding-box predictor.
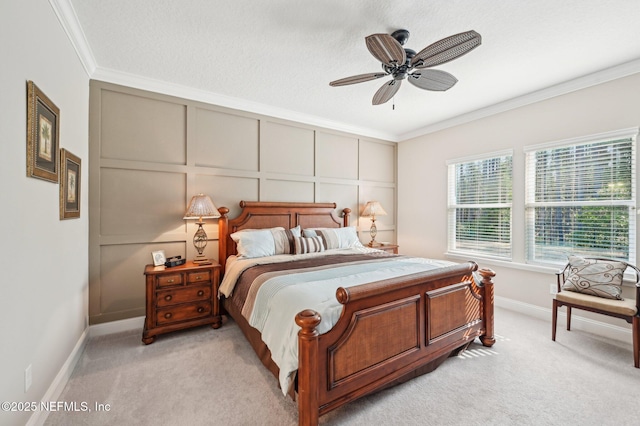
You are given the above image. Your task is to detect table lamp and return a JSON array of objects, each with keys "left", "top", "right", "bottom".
[
  {"left": 183, "top": 194, "right": 220, "bottom": 264},
  {"left": 361, "top": 201, "right": 387, "bottom": 247}
]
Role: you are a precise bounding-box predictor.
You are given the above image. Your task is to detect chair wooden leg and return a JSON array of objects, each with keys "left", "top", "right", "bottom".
[
  {"left": 566, "top": 306, "right": 572, "bottom": 331},
  {"left": 633, "top": 316, "right": 639, "bottom": 368},
  {"left": 552, "top": 299, "right": 558, "bottom": 341}
]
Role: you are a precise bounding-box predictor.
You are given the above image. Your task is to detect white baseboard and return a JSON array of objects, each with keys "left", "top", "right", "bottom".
[
  {"left": 26, "top": 328, "right": 89, "bottom": 426},
  {"left": 495, "top": 295, "right": 632, "bottom": 343},
  {"left": 89, "top": 316, "right": 145, "bottom": 338}
]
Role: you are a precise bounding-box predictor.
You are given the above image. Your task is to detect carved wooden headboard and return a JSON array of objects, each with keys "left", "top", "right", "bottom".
[{"left": 217, "top": 201, "right": 351, "bottom": 273}]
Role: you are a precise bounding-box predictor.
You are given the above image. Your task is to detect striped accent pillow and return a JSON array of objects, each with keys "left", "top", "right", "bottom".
[
  {"left": 271, "top": 226, "right": 301, "bottom": 255},
  {"left": 294, "top": 236, "right": 325, "bottom": 255},
  {"left": 303, "top": 226, "right": 362, "bottom": 250}
]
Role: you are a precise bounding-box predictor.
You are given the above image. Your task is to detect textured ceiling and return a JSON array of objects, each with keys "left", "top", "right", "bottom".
[{"left": 66, "top": 0, "right": 640, "bottom": 141}]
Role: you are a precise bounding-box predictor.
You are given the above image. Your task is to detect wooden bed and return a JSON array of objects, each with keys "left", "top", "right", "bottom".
[{"left": 217, "top": 201, "right": 496, "bottom": 426}]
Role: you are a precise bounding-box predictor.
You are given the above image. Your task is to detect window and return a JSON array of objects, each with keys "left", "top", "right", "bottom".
[
  {"left": 525, "top": 128, "right": 637, "bottom": 264},
  {"left": 447, "top": 152, "right": 513, "bottom": 259}
]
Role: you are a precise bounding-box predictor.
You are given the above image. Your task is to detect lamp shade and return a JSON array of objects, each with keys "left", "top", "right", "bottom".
[
  {"left": 361, "top": 201, "right": 387, "bottom": 218},
  {"left": 183, "top": 194, "right": 220, "bottom": 220}
]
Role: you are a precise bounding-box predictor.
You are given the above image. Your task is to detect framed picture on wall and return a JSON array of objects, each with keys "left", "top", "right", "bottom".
[
  {"left": 26, "top": 81, "right": 60, "bottom": 183},
  {"left": 59, "top": 149, "right": 81, "bottom": 219}
]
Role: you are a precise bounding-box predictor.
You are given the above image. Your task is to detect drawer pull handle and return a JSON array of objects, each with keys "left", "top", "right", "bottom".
[
  {"left": 164, "top": 295, "right": 172, "bottom": 301},
  {"left": 167, "top": 279, "right": 175, "bottom": 283},
  {"left": 195, "top": 275, "right": 202, "bottom": 280},
  {"left": 164, "top": 313, "right": 172, "bottom": 319},
  {"left": 197, "top": 290, "right": 204, "bottom": 297},
  {"left": 197, "top": 307, "right": 204, "bottom": 313}
]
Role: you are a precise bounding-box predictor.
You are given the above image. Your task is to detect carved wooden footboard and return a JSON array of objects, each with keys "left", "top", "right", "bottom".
[{"left": 295, "top": 262, "right": 495, "bottom": 426}]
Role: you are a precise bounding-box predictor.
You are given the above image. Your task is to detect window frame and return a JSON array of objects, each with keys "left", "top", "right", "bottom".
[
  {"left": 524, "top": 127, "right": 638, "bottom": 266},
  {"left": 446, "top": 150, "right": 514, "bottom": 260}
]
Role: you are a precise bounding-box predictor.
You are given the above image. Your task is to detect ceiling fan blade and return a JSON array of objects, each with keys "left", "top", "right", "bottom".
[
  {"left": 365, "top": 33, "right": 406, "bottom": 66},
  {"left": 411, "top": 30, "right": 481, "bottom": 69},
  {"left": 372, "top": 79, "right": 401, "bottom": 105},
  {"left": 329, "top": 72, "right": 388, "bottom": 86},
  {"left": 408, "top": 69, "right": 458, "bottom": 91}
]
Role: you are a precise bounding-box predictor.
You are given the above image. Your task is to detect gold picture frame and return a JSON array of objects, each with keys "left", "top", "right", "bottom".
[
  {"left": 59, "top": 149, "right": 81, "bottom": 219},
  {"left": 27, "top": 81, "right": 60, "bottom": 183}
]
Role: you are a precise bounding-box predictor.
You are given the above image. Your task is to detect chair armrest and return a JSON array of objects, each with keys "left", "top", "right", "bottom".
[{"left": 555, "top": 265, "right": 570, "bottom": 294}]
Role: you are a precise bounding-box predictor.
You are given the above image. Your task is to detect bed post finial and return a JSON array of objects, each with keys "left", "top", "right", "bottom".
[
  {"left": 342, "top": 208, "right": 351, "bottom": 227},
  {"left": 296, "top": 310, "right": 321, "bottom": 426},
  {"left": 478, "top": 268, "right": 496, "bottom": 347}
]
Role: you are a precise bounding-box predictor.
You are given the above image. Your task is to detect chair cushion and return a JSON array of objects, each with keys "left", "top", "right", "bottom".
[
  {"left": 562, "top": 256, "right": 626, "bottom": 300},
  {"left": 556, "top": 290, "right": 637, "bottom": 317}
]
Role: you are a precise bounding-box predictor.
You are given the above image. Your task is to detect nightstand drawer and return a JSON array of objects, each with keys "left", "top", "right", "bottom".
[
  {"left": 156, "top": 273, "right": 184, "bottom": 288},
  {"left": 156, "top": 285, "right": 211, "bottom": 307},
  {"left": 187, "top": 270, "right": 211, "bottom": 284},
  {"left": 156, "top": 302, "right": 212, "bottom": 325}
]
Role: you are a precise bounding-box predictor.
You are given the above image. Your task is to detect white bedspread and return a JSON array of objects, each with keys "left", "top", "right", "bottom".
[{"left": 222, "top": 248, "right": 455, "bottom": 394}]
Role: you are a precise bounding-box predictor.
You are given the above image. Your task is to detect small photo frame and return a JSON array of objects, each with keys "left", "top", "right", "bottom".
[
  {"left": 152, "top": 250, "right": 166, "bottom": 266},
  {"left": 59, "top": 149, "right": 81, "bottom": 219},
  {"left": 27, "top": 81, "right": 60, "bottom": 183}
]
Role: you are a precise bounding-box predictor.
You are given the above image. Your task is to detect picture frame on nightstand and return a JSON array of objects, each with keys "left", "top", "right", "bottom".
[{"left": 151, "top": 250, "right": 166, "bottom": 266}]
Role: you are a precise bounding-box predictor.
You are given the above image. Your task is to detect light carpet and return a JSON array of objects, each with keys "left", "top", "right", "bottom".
[{"left": 45, "top": 307, "right": 640, "bottom": 425}]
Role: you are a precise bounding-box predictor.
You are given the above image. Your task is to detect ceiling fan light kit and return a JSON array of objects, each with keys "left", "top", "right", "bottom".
[{"left": 330, "top": 29, "right": 481, "bottom": 105}]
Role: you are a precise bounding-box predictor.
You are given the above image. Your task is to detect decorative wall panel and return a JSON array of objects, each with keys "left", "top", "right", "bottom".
[
  {"left": 100, "top": 168, "right": 185, "bottom": 236},
  {"left": 261, "top": 121, "right": 314, "bottom": 176},
  {"left": 194, "top": 108, "right": 259, "bottom": 171},
  {"left": 89, "top": 81, "right": 396, "bottom": 324},
  {"left": 316, "top": 132, "right": 359, "bottom": 179},
  {"left": 359, "top": 139, "right": 396, "bottom": 182},
  {"left": 100, "top": 90, "right": 186, "bottom": 164}
]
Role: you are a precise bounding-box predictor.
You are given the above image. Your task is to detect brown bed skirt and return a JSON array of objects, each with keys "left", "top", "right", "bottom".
[{"left": 223, "top": 296, "right": 285, "bottom": 390}]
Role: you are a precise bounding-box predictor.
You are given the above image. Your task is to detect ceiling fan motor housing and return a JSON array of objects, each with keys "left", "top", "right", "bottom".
[
  {"left": 391, "top": 29, "right": 410, "bottom": 45},
  {"left": 383, "top": 47, "right": 415, "bottom": 80}
]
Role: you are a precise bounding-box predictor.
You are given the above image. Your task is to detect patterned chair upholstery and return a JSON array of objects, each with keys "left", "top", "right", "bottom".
[{"left": 552, "top": 256, "right": 640, "bottom": 368}]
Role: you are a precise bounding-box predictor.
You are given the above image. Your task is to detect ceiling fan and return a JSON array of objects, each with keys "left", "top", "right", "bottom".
[{"left": 329, "top": 29, "right": 482, "bottom": 105}]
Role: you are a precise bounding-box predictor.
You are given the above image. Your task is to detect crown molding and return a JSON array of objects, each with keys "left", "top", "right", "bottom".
[
  {"left": 90, "top": 67, "right": 399, "bottom": 142},
  {"left": 49, "top": 0, "right": 96, "bottom": 76},
  {"left": 399, "top": 58, "right": 640, "bottom": 141}
]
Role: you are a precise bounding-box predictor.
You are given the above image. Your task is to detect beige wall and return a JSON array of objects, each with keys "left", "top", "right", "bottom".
[
  {"left": 89, "top": 81, "right": 396, "bottom": 324},
  {"left": 398, "top": 72, "right": 640, "bottom": 330},
  {"left": 1, "top": 1, "right": 89, "bottom": 424}
]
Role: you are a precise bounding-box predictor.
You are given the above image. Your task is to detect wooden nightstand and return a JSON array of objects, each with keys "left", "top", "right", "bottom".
[
  {"left": 376, "top": 244, "right": 399, "bottom": 254},
  {"left": 142, "top": 261, "right": 221, "bottom": 344}
]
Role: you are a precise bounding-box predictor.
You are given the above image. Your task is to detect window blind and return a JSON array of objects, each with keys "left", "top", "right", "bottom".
[
  {"left": 447, "top": 153, "right": 513, "bottom": 258},
  {"left": 525, "top": 130, "right": 637, "bottom": 263}
]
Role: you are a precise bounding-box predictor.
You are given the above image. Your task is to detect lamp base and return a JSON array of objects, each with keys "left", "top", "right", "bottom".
[
  {"left": 367, "top": 241, "right": 382, "bottom": 247},
  {"left": 193, "top": 255, "right": 212, "bottom": 265}
]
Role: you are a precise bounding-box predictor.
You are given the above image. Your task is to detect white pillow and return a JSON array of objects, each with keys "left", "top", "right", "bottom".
[
  {"left": 231, "top": 226, "right": 301, "bottom": 258},
  {"left": 231, "top": 229, "right": 277, "bottom": 258},
  {"left": 302, "top": 226, "right": 363, "bottom": 249}
]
